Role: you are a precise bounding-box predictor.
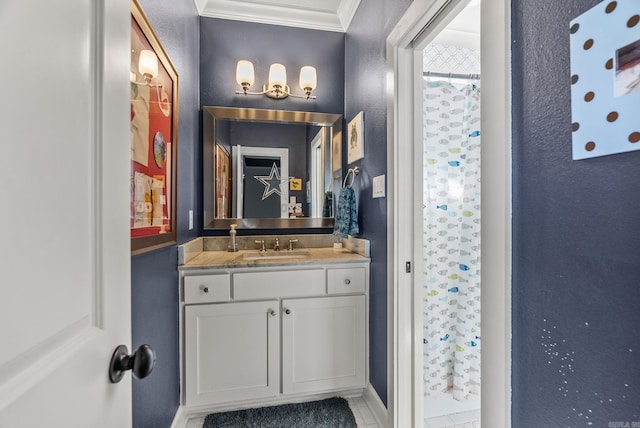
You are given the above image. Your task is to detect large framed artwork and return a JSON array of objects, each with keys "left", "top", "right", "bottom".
[{"left": 130, "top": 0, "right": 179, "bottom": 254}]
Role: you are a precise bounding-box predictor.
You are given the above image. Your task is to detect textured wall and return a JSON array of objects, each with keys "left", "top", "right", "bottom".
[
  {"left": 231, "top": 121, "right": 309, "bottom": 214},
  {"left": 512, "top": 0, "right": 640, "bottom": 426},
  {"left": 345, "top": 0, "right": 412, "bottom": 406},
  {"left": 199, "top": 17, "right": 345, "bottom": 237},
  {"left": 200, "top": 17, "right": 345, "bottom": 115},
  {"left": 132, "top": 0, "right": 200, "bottom": 427}
]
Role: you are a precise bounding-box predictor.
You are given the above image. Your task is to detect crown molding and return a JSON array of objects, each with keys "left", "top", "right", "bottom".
[
  {"left": 336, "top": 0, "right": 361, "bottom": 30},
  {"left": 194, "top": 0, "right": 361, "bottom": 33}
]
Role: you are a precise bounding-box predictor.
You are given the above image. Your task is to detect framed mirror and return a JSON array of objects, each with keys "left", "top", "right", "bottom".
[{"left": 203, "top": 107, "right": 342, "bottom": 230}]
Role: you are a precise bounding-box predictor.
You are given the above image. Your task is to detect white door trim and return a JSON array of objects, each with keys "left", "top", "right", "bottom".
[
  {"left": 232, "top": 146, "right": 290, "bottom": 218},
  {"left": 386, "top": 0, "right": 512, "bottom": 427}
]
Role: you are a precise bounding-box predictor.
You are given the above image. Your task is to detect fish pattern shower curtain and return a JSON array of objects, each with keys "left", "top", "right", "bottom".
[{"left": 422, "top": 80, "right": 481, "bottom": 401}]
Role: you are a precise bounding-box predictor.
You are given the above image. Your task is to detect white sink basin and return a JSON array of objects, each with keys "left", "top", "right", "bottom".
[{"left": 242, "top": 250, "right": 311, "bottom": 260}]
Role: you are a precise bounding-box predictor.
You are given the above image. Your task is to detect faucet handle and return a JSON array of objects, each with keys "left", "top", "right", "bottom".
[
  {"left": 254, "top": 240, "right": 265, "bottom": 252},
  {"left": 288, "top": 239, "right": 299, "bottom": 251}
]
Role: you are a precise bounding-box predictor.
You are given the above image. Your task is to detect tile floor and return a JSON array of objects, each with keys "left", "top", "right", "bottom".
[
  {"left": 185, "top": 398, "right": 480, "bottom": 428},
  {"left": 347, "top": 396, "right": 381, "bottom": 428},
  {"left": 185, "top": 396, "right": 381, "bottom": 428},
  {"left": 424, "top": 409, "right": 481, "bottom": 428}
]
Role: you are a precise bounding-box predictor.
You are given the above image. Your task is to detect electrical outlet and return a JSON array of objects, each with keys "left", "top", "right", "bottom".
[
  {"left": 373, "top": 175, "right": 386, "bottom": 198},
  {"left": 188, "top": 210, "right": 193, "bottom": 230}
]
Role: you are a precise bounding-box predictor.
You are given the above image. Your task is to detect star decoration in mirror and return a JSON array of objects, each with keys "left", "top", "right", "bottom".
[{"left": 254, "top": 162, "right": 289, "bottom": 201}]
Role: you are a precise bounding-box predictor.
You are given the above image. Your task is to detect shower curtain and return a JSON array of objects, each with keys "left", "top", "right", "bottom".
[{"left": 422, "top": 80, "right": 481, "bottom": 401}]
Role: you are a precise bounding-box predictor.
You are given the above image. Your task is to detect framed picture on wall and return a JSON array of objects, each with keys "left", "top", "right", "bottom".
[
  {"left": 130, "top": 0, "right": 179, "bottom": 255},
  {"left": 569, "top": 1, "right": 640, "bottom": 159},
  {"left": 347, "top": 111, "right": 364, "bottom": 164}
]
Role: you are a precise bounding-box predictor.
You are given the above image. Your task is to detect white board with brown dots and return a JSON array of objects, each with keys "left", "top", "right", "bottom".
[{"left": 570, "top": 0, "right": 640, "bottom": 160}]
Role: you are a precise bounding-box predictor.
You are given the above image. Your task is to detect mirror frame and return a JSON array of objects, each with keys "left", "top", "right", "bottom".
[{"left": 202, "top": 106, "right": 342, "bottom": 231}]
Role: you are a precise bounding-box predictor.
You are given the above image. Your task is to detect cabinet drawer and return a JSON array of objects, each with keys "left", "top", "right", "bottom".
[
  {"left": 184, "top": 274, "right": 230, "bottom": 304},
  {"left": 327, "top": 267, "right": 366, "bottom": 294},
  {"left": 233, "top": 269, "right": 325, "bottom": 300}
]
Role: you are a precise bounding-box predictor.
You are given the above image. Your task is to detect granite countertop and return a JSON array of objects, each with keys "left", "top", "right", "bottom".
[
  {"left": 179, "top": 247, "right": 370, "bottom": 270},
  {"left": 178, "top": 235, "right": 371, "bottom": 271}
]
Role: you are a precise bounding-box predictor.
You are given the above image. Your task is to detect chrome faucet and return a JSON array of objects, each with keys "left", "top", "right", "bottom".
[
  {"left": 273, "top": 238, "right": 280, "bottom": 251},
  {"left": 255, "top": 240, "right": 266, "bottom": 252},
  {"left": 288, "top": 239, "right": 298, "bottom": 251}
]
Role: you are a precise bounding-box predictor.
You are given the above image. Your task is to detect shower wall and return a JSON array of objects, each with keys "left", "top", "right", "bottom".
[{"left": 423, "top": 43, "right": 480, "bottom": 75}]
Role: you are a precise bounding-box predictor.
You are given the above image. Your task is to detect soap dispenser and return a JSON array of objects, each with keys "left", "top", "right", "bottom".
[{"left": 228, "top": 223, "right": 238, "bottom": 252}]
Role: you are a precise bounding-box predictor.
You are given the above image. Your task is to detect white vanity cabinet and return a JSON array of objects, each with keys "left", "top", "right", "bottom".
[
  {"left": 281, "top": 295, "right": 365, "bottom": 395},
  {"left": 180, "top": 262, "right": 369, "bottom": 409},
  {"left": 184, "top": 300, "right": 280, "bottom": 406}
]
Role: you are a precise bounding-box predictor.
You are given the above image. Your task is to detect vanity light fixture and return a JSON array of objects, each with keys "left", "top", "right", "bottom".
[
  {"left": 235, "top": 60, "right": 317, "bottom": 100},
  {"left": 131, "top": 49, "right": 161, "bottom": 86}
]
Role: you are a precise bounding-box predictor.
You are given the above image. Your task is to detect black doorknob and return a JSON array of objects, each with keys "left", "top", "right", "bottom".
[{"left": 109, "top": 344, "right": 156, "bottom": 383}]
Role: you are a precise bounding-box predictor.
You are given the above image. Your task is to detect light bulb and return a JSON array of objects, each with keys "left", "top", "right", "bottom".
[
  {"left": 299, "top": 66, "right": 317, "bottom": 90},
  {"left": 138, "top": 50, "right": 158, "bottom": 81},
  {"left": 268, "top": 63, "right": 287, "bottom": 88},
  {"left": 236, "top": 60, "right": 255, "bottom": 86}
]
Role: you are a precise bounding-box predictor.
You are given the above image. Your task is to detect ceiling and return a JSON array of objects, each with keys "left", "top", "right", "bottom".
[
  {"left": 432, "top": 0, "right": 481, "bottom": 48},
  {"left": 194, "top": 0, "right": 362, "bottom": 32},
  {"left": 193, "top": 0, "right": 480, "bottom": 43}
]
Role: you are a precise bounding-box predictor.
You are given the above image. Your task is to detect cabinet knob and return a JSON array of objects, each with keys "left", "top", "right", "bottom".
[
  {"left": 203, "top": 287, "right": 209, "bottom": 293},
  {"left": 344, "top": 279, "right": 351, "bottom": 285},
  {"left": 284, "top": 308, "right": 291, "bottom": 315},
  {"left": 269, "top": 309, "right": 277, "bottom": 317}
]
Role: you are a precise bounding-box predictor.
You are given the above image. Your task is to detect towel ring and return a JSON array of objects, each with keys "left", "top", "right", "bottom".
[{"left": 343, "top": 167, "right": 359, "bottom": 188}]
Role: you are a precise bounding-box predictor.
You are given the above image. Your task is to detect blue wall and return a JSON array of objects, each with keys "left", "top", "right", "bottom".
[
  {"left": 345, "top": 0, "right": 412, "bottom": 406},
  {"left": 132, "top": 0, "right": 200, "bottom": 427},
  {"left": 230, "top": 121, "right": 310, "bottom": 214},
  {"left": 200, "top": 17, "right": 345, "bottom": 115},
  {"left": 199, "top": 18, "right": 345, "bottom": 237},
  {"left": 512, "top": 0, "right": 640, "bottom": 426}
]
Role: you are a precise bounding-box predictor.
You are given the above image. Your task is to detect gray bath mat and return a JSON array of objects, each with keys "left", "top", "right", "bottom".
[{"left": 203, "top": 397, "right": 358, "bottom": 428}]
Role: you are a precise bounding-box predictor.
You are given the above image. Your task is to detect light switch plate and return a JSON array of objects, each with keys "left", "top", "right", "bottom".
[
  {"left": 372, "top": 174, "right": 385, "bottom": 198},
  {"left": 188, "top": 210, "right": 193, "bottom": 230}
]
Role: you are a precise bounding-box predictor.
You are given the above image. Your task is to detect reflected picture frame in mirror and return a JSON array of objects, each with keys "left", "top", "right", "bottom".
[{"left": 202, "top": 107, "right": 342, "bottom": 230}]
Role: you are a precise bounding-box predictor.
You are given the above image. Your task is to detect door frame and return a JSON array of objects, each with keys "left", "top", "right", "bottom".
[
  {"left": 310, "top": 130, "right": 324, "bottom": 218},
  {"left": 386, "top": 0, "right": 512, "bottom": 427},
  {"left": 232, "top": 146, "right": 290, "bottom": 218}
]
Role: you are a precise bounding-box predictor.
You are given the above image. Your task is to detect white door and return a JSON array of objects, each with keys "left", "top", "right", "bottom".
[{"left": 0, "top": 1, "right": 132, "bottom": 427}]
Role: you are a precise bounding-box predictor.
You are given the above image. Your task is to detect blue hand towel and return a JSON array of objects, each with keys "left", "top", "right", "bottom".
[{"left": 334, "top": 186, "right": 359, "bottom": 238}]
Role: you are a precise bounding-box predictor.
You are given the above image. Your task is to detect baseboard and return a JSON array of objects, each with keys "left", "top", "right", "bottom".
[
  {"left": 169, "top": 406, "right": 188, "bottom": 428},
  {"left": 363, "top": 384, "right": 389, "bottom": 428}
]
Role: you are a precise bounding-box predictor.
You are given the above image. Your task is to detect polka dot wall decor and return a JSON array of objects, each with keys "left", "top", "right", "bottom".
[{"left": 569, "top": 0, "right": 640, "bottom": 159}]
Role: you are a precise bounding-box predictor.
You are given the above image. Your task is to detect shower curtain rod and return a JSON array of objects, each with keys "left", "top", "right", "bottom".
[{"left": 423, "top": 71, "right": 480, "bottom": 80}]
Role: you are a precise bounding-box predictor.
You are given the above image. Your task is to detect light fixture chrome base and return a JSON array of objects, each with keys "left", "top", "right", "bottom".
[
  {"left": 234, "top": 85, "right": 316, "bottom": 100},
  {"left": 263, "top": 84, "right": 290, "bottom": 99}
]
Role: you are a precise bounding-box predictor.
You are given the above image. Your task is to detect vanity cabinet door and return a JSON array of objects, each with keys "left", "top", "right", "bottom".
[
  {"left": 184, "top": 300, "right": 280, "bottom": 406},
  {"left": 281, "top": 295, "right": 366, "bottom": 395}
]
